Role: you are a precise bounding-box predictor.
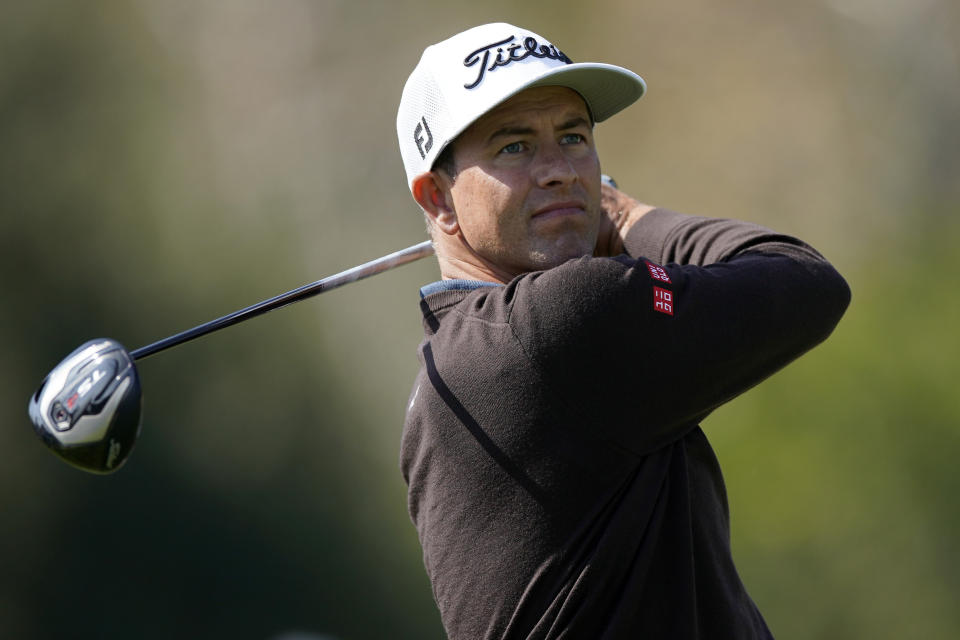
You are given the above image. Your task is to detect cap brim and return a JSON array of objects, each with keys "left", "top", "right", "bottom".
[{"left": 526, "top": 62, "right": 646, "bottom": 123}]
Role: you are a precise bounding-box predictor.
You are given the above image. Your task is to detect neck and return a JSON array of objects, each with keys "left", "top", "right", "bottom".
[
  {"left": 438, "top": 255, "right": 514, "bottom": 284},
  {"left": 434, "top": 236, "right": 516, "bottom": 284}
]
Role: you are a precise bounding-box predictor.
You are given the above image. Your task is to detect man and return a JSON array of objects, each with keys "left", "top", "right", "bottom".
[{"left": 396, "top": 23, "right": 850, "bottom": 639}]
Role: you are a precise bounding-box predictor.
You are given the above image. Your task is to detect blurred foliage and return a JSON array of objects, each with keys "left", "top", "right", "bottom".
[{"left": 1, "top": 1, "right": 957, "bottom": 638}]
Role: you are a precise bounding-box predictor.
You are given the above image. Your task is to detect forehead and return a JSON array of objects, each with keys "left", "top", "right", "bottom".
[{"left": 460, "top": 86, "right": 591, "bottom": 141}]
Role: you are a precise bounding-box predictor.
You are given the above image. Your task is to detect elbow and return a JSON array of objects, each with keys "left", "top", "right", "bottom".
[
  {"left": 828, "top": 264, "right": 852, "bottom": 318},
  {"left": 812, "top": 264, "right": 852, "bottom": 341}
]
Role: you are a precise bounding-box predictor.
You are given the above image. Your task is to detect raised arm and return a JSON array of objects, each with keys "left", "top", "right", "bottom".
[{"left": 510, "top": 191, "right": 851, "bottom": 454}]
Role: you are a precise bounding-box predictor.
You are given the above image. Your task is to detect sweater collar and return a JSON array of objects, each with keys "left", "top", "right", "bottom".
[{"left": 418, "top": 279, "right": 503, "bottom": 335}]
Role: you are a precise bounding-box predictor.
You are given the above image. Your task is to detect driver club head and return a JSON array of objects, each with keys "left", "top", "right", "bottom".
[{"left": 28, "top": 338, "right": 142, "bottom": 474}]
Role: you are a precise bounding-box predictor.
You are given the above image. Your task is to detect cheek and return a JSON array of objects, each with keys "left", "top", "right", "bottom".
[
  {"left": 576, "top": 152, "right": 602, "bottom": 186},
  {"left": 453, "top": 172, "right": 517, "bottom": 235}
]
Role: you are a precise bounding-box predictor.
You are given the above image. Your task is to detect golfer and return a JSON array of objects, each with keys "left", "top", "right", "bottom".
[{"left": 396, "top": 23, "right": 850, "bottom": 639}]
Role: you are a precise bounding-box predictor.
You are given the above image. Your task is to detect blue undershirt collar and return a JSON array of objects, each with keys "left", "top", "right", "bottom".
[{"left": 419, "top": 279, "right": 502, "bottom": 299}]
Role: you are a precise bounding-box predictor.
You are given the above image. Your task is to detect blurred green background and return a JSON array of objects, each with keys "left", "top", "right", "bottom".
[{"left": 2, "top": 1, "right": 957, "bottom": 638}]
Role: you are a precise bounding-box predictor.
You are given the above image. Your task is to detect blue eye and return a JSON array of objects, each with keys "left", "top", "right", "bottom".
[
  {"left": 501, "top": 142, "right": 523, "bottom": 154},
  {"left": 561, "top": 133, "right": 585, "bottom": 144}
]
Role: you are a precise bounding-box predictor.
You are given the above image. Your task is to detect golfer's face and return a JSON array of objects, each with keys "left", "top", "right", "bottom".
[{"left": 446, "top": 86, "right": 603, "bottom": 278}]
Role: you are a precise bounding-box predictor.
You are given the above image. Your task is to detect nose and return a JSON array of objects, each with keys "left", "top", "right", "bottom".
[{"left": 533, "top": 142, "right": 577, "bottom": 189}]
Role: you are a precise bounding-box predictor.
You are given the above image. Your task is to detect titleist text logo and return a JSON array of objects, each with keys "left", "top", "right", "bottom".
[{"left": 463, "top": 35, "right": 572, "bottom": 89}]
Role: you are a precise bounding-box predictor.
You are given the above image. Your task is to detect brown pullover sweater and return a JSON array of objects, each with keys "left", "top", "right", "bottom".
[{"left": 401, "top": 208, "right": 851, "bottom": 639}]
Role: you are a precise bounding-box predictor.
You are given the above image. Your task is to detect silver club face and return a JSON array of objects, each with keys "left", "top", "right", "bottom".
[{"left": 29, "top": 339, "right": 142, "bottom": 474}]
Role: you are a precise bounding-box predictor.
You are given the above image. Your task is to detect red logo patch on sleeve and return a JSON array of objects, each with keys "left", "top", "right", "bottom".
[
  {"left": 653, "top": 286, "right": 674, "bottom": 316},
  {"left": 645, "top": 260, "right": 671, "bottom": 283}
]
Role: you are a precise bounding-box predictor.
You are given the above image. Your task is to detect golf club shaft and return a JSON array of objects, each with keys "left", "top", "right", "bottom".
[{"left": 129, "top": 240, "right": 435, "bottom": 361}]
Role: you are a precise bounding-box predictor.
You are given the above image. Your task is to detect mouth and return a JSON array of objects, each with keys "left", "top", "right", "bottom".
[{"left": 531, "top": 201, "right": 587, "bottom": 221}]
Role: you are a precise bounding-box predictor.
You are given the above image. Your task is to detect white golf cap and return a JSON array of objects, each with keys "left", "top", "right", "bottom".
[{"left": 396, "top": 22, "right": 646, "bottom": 191}]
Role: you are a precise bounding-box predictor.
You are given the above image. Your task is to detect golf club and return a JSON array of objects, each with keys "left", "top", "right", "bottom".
[{"left": 28, "top": 240, "right": 435, "bottom": 474}]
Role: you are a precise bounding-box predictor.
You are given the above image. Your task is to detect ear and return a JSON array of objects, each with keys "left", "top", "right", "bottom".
[{"left": 412, "top": 172, "right": 459, "bottom": 235}]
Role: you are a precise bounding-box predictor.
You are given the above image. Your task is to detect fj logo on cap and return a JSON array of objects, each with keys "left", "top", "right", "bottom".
[
  {"left": 463, "top": 34, "right": 572, "bottom": 89},
  {"left": 414, "top": 116, "right": 434, "bottom": 159}
]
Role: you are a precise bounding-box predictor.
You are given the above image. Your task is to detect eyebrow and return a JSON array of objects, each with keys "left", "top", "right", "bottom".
[{"left": 485, "top": 116, "right": 592, "bottom": 145}]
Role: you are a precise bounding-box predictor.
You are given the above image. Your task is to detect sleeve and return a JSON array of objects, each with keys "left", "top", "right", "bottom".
[
  {"left": 505, "top": 209, "right": 851, "bottom": 456},
  {"left": 623, "top": 207, "right": 831, "bottom": 267}
]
